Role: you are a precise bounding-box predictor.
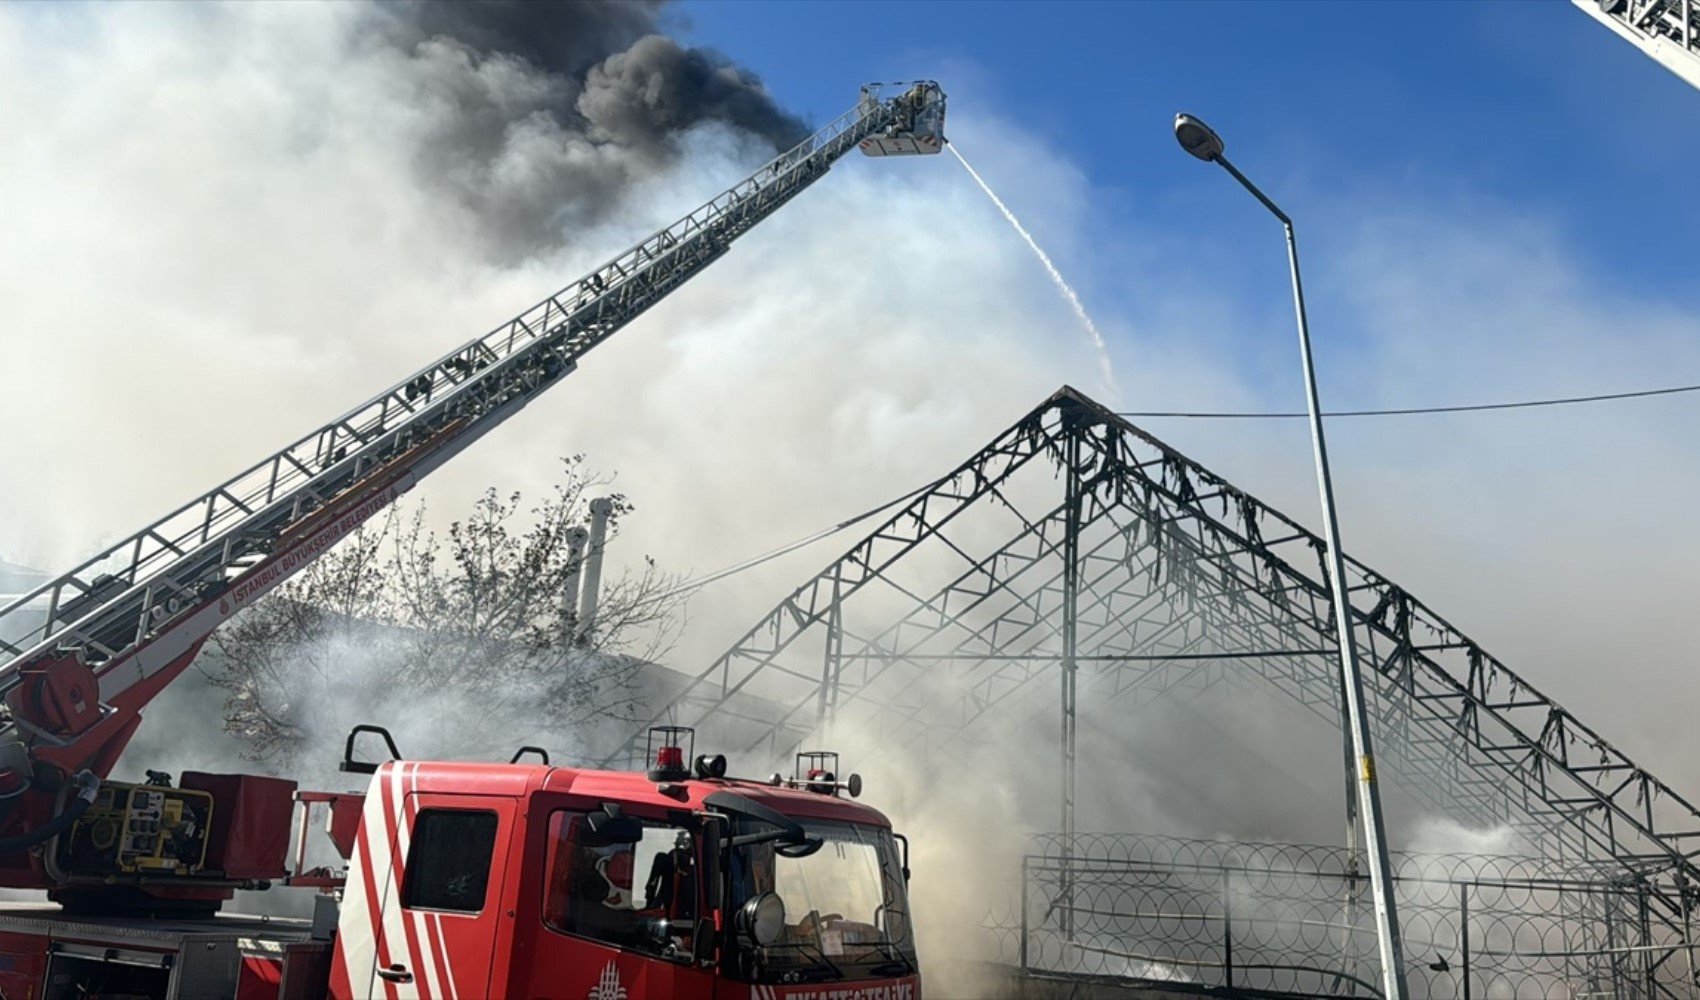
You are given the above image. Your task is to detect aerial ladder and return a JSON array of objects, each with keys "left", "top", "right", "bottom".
[
  {"left": 1574, "top": 0, "right": 1700, "bottom": 89},
  {"left": 0, "top": 81, "right": 947, "bottom": 894}
]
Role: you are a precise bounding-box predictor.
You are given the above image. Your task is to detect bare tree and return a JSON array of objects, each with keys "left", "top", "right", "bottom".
[{"left": 204, "top": 456, "right": 684, "bottom": 772}]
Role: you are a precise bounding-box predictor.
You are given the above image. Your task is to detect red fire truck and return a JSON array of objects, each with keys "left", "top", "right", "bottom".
[
  {"left": 0, "top": 81, "right": 944, "bottom": 998},
  {"left": 0, "top": 728, "right": 917, "bottom": 999},
  {"left": 329, "top": 733, "right": 916, "bottom": 1000}
]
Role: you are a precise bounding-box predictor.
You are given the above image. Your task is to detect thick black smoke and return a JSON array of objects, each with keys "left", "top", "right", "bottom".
[
  {"left": 403, "top": 0, "right": 663, "bottom": 77},
  {"left": 373, "top": 1, "right": 807, "bottom": 259}
]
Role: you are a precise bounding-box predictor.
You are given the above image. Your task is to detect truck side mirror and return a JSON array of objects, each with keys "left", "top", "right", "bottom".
[
  {"left": 700, "top": 820, "right": 724, "bottom": 910},
  {"left": 693, "top": 916, "right": 716, "bottom": 966}
]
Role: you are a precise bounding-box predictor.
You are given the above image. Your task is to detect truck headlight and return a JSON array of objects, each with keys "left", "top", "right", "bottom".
[{"left": 738, "top": 891, "right": 786, "bottom": 947}]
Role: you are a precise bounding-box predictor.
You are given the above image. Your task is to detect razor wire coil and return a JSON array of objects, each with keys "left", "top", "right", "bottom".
[{"left": 985, "top": 833, "right": 1698, "bottom": 999}]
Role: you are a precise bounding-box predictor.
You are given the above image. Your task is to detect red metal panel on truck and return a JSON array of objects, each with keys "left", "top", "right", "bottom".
[
  {"left": 0, "top": 928, "right": 49, "bottom": 999},
  {"left": 182, "top": 771, "right": 298, "bottom": 878},
  {"left": 275, "top": 941, "right": 333, "bottom": 1000},
  {"left": 527, "top": 939, "right": 715, "bottom": 1000},
  {"left": 326, "top": 793, "right": 364, "bottom": 860},
  {"left": 234, "top": 940, "right": 333, "bottom": 1000},
  {"left": 236, "top": 953, "right": 284, "bottom": 1000}
]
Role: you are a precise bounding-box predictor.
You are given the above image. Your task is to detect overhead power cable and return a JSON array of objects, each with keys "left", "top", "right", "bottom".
[
  {"left": 1118, "top": 381, "right": 1700, "bottom": 419},
  {"left": 648, "top": 468, "right": 956, "bottom": 604},
  {"left": 650, "top": 379, "right": 1700, "bottom": 606}
]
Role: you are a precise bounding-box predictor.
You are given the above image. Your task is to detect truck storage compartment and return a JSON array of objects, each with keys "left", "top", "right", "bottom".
[{"left": 180, "top": 772, "right": 297, "bottom": 879}]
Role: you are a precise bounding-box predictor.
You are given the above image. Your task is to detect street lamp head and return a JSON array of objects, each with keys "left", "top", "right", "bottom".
[{"left": 1174, "top": 114, "right": 1224, "bottom": 162}]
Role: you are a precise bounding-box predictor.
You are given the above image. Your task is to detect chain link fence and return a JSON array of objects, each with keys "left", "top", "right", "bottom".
[{"left": 981, "top": 834, "right": 1700, "bottom": 998}]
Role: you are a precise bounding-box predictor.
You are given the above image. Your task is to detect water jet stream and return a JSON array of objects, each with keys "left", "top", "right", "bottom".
[{"left": 949, "top": 143, "right": 1119, "bottom": 399}]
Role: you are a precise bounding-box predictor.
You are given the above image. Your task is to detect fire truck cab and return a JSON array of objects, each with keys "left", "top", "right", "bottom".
[{"left": 330, "top": 732, "right": 919, "bottom": 1000}]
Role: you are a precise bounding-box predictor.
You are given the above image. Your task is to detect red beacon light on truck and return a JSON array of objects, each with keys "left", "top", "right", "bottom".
[
  {"left": 642, "top": 726, "right": 731, "bottom": 786},
  {"left": 644, "top": 726, "right": 694, "bottom": 783}
]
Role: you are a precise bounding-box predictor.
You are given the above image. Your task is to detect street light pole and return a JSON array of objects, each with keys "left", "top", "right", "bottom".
[{"left": 1173, "top": 113, "right": 1410, "bottom": 1000}]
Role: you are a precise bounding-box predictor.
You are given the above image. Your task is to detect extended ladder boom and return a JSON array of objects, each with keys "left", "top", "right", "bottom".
[
  {"left": 0, "top": 83, "right": 946, "bottom": 818},
  {"left": 1574, "top": 0, "right": 1700, "bottom": 89}
]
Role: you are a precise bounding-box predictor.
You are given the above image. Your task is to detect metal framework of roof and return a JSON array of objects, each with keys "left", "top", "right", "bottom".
[{"left": 617, "top": 385, "right": 1700, "bottom": 993}]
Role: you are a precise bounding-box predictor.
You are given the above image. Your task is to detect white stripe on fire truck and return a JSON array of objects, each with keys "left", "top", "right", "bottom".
[
  {"left": 407, "top": 764, "right": 459, "bottom": 1000},
  {"left": 354, "top": 770, "right": 400, "bottom": 1000},
  {"left": 347, "top": 821, "right": 383, "bottom": 996},
  {"left": 330, "top": 786, "right": 373, "bottom": 998},
  {"left": 364, "top": 761, "right": 414, "bottom": 999},
  {"left": 344, "top": 820, "right": 381, "bottom": 993},
  {"left": 378, "top": 764, "right": 413, "bottom": 1000},
  {"left": 410, "top": 767, "right": 458, "bottom": 999},
  {"left": 384, "top": 761, "right": 433, "bottom": 1000},
  {"left": 370, "top": 761, "right": 406, "bottom": 993},
  {"left": 392, "top": 762, "right": 435, "bottom": 1000},
  {"left": 425, "top": 911, "right": 452, "bottom": 1000},
  {"left": 401, "top": 763, "right": 449, "bottom": 1000}
]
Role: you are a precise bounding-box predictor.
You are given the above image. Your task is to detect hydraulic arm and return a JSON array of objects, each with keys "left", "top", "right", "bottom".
[{"left": 0, "top": 82, "right": 945, "bottom": 879}]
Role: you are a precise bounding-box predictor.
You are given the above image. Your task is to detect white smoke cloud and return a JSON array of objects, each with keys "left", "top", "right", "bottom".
[
  {"left": 0, "top": 2, "right": 1111, "bottom": 944},
  {"left": 0, "top": 2, "right": 1113, "bottom": 665}
]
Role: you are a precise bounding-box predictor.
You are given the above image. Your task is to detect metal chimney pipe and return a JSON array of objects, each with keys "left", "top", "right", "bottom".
[
  {"left": 559, "top": 527, "right": 589, "bottom": 641},
  {"left": 575, "top": 498, "right": 614, "bottom": 647}
]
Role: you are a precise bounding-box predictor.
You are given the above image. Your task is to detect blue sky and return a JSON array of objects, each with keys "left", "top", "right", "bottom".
[{"left": 676, "top": 0, "right": 1700, "bottom": 401}]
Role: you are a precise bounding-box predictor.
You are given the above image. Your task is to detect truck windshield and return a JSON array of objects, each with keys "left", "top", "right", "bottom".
[{"left": 730, "top": 818, "right": 915, "bottom": 983}]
